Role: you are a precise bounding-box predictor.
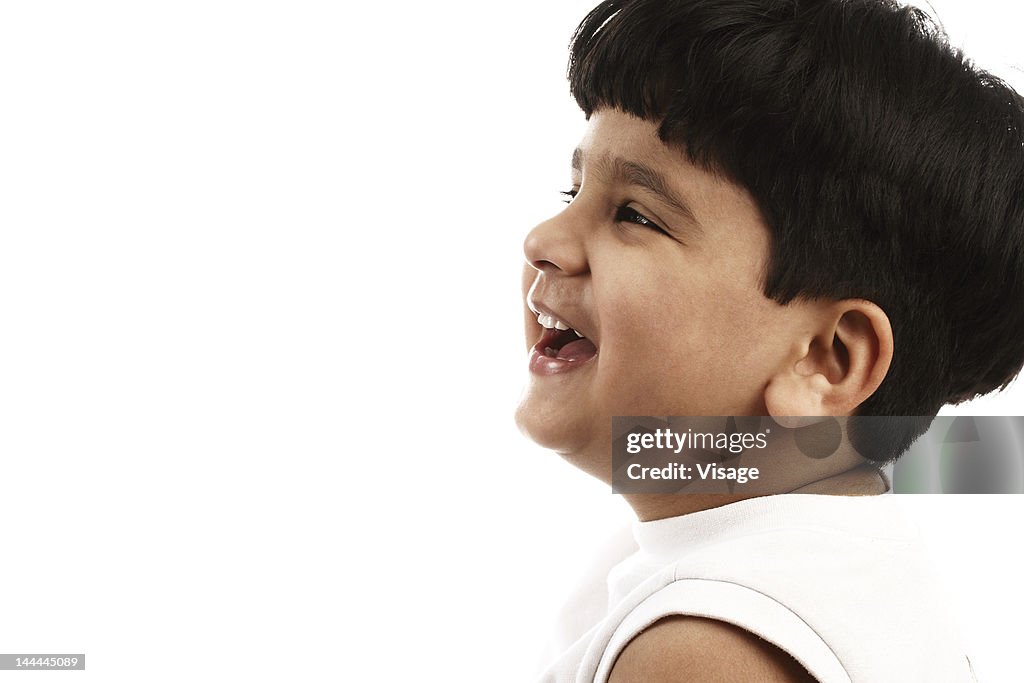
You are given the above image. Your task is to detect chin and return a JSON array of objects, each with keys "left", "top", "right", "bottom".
[
  {"left": 515, "top": 389, "right": 588, "bottom": 452},
  {"left": 515, "top": 392, "right": 612, "bottom": 482}
]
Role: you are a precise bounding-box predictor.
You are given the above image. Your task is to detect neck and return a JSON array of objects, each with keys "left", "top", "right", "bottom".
[{"left": 624, "top": 462, "right": 887, "bottom": 522}]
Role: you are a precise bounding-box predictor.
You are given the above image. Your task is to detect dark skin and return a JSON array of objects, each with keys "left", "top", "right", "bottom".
[
  {"left": 608, "top": 616, "right": 818, "bottom": 683},
  {"left": 518, "top": 110, "right": 892, "bottom": 680}
]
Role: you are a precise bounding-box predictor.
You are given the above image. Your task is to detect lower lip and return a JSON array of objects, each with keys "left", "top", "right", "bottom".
[{"left": 528, "top": 342, "right": 598, "bottom": 376}]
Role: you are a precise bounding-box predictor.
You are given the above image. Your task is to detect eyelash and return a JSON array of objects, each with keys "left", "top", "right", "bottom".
[{"left": 560, "top": 189, "right": 669, "bottom": 235}]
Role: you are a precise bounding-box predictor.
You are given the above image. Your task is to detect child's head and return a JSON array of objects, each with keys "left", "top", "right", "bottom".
[{"left": 516, "top": 0, "right": 1024, "bottom": 474}]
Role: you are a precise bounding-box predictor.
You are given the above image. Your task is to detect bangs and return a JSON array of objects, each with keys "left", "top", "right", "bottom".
[
  {"left": 567, "top": 0, "right": 810, "bottom": 175},
  {"left": 563, "top": 0, "right": 1024, "bottom": 440}
]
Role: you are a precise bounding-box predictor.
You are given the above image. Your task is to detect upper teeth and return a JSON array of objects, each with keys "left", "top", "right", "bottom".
[
  {"left": 536, "top": 312, "right": 584, "bottom": 337},
  {"left": 536, "top": 313, "right": 567, "bottom": 330}
]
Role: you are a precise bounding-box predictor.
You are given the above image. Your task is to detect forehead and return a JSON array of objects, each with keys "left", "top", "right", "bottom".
[
  {"left": 575, "top": 109, "right": 764, "bottom": 226},
  {"left": 575, "top": 109, "right": 672, "bottom": 168},
  {"left": 581, "top": 109, "right": 770, "bottom": 259}
]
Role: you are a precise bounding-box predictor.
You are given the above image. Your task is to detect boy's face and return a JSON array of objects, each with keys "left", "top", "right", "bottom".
[{"left": 516, "top": 109, "right": 814, "bottom": 479}]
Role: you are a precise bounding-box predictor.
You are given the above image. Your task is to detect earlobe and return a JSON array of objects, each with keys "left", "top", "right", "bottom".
[
  {"left": 765, "top": 300, "right": 893, "bottom": 418},
  {"left": 764, "top": 358, "right": 831, "bottom": 417}
]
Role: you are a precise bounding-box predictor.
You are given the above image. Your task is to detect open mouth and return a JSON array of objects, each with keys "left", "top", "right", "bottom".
[
  {"left": 539, "top": 326, "right": 598, "bottom": 362},
  {"left": 527, "top": 306, "right": 598, "bottom": 375}
]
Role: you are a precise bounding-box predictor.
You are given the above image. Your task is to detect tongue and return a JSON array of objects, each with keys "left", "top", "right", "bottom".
[{"left": 556, "top": 337, "right": 597, "bottom": 361}]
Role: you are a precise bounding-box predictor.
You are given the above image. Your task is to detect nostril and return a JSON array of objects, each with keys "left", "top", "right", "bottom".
[
  {"left": 529, "top": 258, "right": 559, "bottom": 273},
  {"left": 523, "top": 220, "right": 588, "bottom": 277}
]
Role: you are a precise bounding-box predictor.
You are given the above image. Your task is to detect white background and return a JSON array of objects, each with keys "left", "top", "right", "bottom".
[{"left": 0, "top": 1, "right": 1021, "bottom": 681}]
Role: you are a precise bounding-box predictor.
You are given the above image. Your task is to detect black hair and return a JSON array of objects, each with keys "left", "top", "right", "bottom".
[{"left": 568, "top": 0, "right": 1024, "bottom": 461}]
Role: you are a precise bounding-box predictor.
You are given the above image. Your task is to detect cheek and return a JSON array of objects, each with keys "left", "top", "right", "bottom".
[
  {"left": 596, "top": 290, "right": 708, "bottom": 400},
  {"left": 597, "top": 277, "right": 778, "bottom": 407}
]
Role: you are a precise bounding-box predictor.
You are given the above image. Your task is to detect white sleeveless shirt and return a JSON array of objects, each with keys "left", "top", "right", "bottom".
[{"left": 537, "top": 493, "right": 975, "bottom": 682}]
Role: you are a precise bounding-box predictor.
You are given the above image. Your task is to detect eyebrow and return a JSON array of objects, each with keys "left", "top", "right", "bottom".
[{"left": 572, "top": 147, "right": 702, "bottom": 230}]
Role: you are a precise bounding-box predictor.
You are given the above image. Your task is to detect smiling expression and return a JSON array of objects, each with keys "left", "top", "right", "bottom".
[{"left": 515, "top": 109, "right": 817, "bottom": 482}]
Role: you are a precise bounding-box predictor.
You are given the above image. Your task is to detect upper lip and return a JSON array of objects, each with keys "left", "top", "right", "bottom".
[{"left": 527, "top": 297, "right": 593, "bottom": 343}]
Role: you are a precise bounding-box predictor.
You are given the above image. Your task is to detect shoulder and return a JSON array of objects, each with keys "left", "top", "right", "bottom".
[{"left": 608, "top": 616, "right": 818, "bottom": 683}]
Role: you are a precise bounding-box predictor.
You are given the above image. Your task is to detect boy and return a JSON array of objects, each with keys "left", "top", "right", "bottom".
[{"left": 516, "top": 0, "right": 1024, "bottom": 680}]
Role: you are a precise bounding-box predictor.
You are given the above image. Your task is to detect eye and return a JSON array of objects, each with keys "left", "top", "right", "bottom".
[
  {"left": 616, "top": 205, "right": 668, "bottom": 235},
  {"left": 560, "top": 189, "right": 578, "bottom": 204}
]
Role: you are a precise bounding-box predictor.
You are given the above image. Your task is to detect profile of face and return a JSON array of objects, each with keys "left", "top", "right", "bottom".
[{"left": 515, "top": 109, "right": 873, "bottom": 482}]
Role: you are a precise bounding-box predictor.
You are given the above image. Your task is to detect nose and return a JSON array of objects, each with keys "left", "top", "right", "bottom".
[{"left": 522, "top": 209, "right": 589, "bottom": 276}]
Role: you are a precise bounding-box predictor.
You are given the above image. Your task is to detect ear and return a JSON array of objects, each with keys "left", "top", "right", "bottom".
[{"left": 764, "top": 300, "right": 893, "bottom": 417}]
